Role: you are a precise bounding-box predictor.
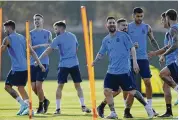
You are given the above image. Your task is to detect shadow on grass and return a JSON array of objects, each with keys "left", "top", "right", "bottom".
[
  {"left": 0, "top": 108, "right": 17, "bottom": 110},
  {"left": 33, "top": 113, "right": 93, "bottom": 118}
]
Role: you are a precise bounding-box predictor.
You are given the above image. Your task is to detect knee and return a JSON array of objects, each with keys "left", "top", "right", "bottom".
[
  {"left": 74, "top": 83, "right": 82, "bottom": 90},
  {"left": 4, "top": 85, "right": 11, "bottom": 91},
  {"left": 32, "top": 86, "right": 36, "bottom": 92},
  {"left": 144, "top": 79, "right": 151, "bottom": 87},
  {"left": 128, "top": 90, "right": 136, "bottom": 96},
  {"left": 104, "top": 88, "right": 112, "bottom": 96},
  {"left": 36, "top": 83, "right": 42, "bottom": 91},
  {"left": 17, "top": 86, "right": 24, "bottom": 91},
  {"left": 57, "top": 84, "right": 64, "bottom": 91},
  {"left": 160, "top": 71, "right": 168, "bottom": 79}
]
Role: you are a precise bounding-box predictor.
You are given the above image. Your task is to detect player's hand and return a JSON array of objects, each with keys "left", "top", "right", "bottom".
[
  {"left": 39, "top": 64, "right": 46, "bottom": 72},
  {"left": 159, "top": 55, "right": 165, "bottom": 63},
  {"left": 91, "top": 62, "right": 95, "bottom": 67},
  {"left": 148, "top": 51, "right": 156, "bottom": 58},
  {"left": 134, "top": 42, "right": 139, "bottom": 49},
  {"left": 133, "top": 62, "right": 140, "bottom": 74},
  {"left": 34, "top": 61, "right": 38, "bottom": 66}
]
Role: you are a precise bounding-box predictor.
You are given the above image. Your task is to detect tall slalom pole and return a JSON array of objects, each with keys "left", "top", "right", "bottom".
[
  {"left": 81, "top": 6, "right": 97, "bottom": 120},
  {"left": 25, "top": 21, "right": 33, "bottom": 119},
  {"left": 0, "top": 8, "right": 2, "bottom": 81}
]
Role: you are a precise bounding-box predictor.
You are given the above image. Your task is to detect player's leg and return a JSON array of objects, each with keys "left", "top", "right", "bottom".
[
  {"left": 103, "top": 73, "right": 119, "bottom": 119},
  {"left": 54, "top": 67, "right": 69, "bottom": 114},
  {"left": 31, "top": 65, "right": 38, "bottom": 95},
  {"left": 17, "top": 86, "right": 29, "bottom": 102},
  {"left": 123, "top": 71, "right": 135, "bottom": 118},
  {"left": 128, "top": 90, "right": 154, "bottom": 118},
  {"left": 70, "top": 65, "right": 91, "bottom": 113},
  {"left": 119, "top": 72, "right": 154, "bottom": 118},
  {"left": 137, "top": 60, "right": 153, "bottom": 107},
  {"left": 5, "top": 70, "right": 28, "bottom": 115},
  {"left": 123, "top": 92, "right": 134, "bottom": 118},
  {"left": 97, "top": 88, "right": 121, "bottom": 118},
  {"left": 36, "top": 64, "right": 50, "bottom": 114},
  {"left": 159, "top": 64, "right": 178, "bottom": 92},
  {"left": 54, "top": 83, "right": 64, "bottom": 114},
  {"left": 159, "top": 83, "right": 173, "bottom": 117}
]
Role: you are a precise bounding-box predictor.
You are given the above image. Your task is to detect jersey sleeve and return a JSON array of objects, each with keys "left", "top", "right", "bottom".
[
  {"left": 98, "top": 39, "right": 107, "bottom": 55},
  {"left": 50, "top": 37, "right": 59, "bottom": 49}
]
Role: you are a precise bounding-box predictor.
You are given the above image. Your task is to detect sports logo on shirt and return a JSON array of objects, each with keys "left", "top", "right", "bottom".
[{"left": 116, "top": 38, "right": 120, "bottom": 42}]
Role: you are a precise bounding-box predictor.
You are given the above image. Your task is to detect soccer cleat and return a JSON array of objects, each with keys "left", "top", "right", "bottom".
[
  {"left": 97, "top": 105, "right": 104, "bottom": 118},
  {"left": 158, "top": 112, "right": 173, "bottom": 117},
  {"left": 106, "top": 112, "right": 118, "bottom": 119},
  {"left": 81, "top": 106, "right": 91, "bottom": 113},
  {"left": 153, "top": 109, "right": 159, "bottom": 116},
  {"left": 124, "top": 113, "right": 133, "bottom": 118},
  {"left": 16, "top": 104, "right": 28, "bottom": 115},
  {"left": 20, "top": 107, "right": 29, "bottom": 116},
  {"left": 36, "top": 106, "right": 44, "bottom": 114},
  {"left": 21, "top": 109, "right": 34, "bottom": 116},
  {"left": 54, "top": 108, "right": 61, "bottom": 114},
  {"left": 145, "top": 105, "right": 154, "bottom": 118},
  {"left": 44, "top": 99, "right": 50, "bottom": 113},
  {"left": 174, "top": 99, "right": 178, "bottom": 106}
]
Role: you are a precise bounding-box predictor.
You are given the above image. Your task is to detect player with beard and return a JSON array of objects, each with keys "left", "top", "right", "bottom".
[{"left": 93, "top": 16, "right": 154, "bottom": 119}]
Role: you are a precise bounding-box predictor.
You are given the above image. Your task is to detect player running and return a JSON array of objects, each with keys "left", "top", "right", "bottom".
[
  {"left": 30, "top": 14, "right": 52, "bottom": 114},
  {"left": 1, "top": 20, "right": 45, "bottom": 116},
  {"left": 37, "top": 21, "right": 91, "bottom": 114},
  {"left": 92, "top": 16, "right": 154, "bottom": 119},
  {"left": 148, "top": 9, "right": 178, "bottom": 117}
]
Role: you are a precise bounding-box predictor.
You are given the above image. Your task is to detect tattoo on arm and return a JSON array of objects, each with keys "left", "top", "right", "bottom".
[
  {"left": 148, "top": 26, "right": 160, "bottom": 50},
  {"left": 93, "top": 54, "right": 104, "bottom": 64},
  {"left": 163, "top": 28, "right": 178, "bottom": 56}
]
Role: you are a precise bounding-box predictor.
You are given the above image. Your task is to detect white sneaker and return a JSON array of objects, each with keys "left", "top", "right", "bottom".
[
  {"left": 106, "top": 112, "right": 118, "bottom": 119},
  {"left": 16, "top": 104, "right": 28, "bottom": 115},
  {"left": 145, "top": 105, "right": 154, "bottom": 118}
]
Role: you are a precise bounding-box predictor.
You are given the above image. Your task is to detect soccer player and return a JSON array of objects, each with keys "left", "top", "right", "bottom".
[
  {"left": 128, "top": 7, "right": 160, "bottom": 115},
  {"left": 97, "top": 18, "right": 135, "bottom": 118},
  {"left": 1, "top": 20, "right": 45, "bottom": 115},
  {"left": 148, "top": 9, "right": 178, "bottom": 117},
  {"left": 148, "top": 12, "right": 177, "bottom": 117},
  {"left": 30, "top": 14, "right": 51, "bottom": 114},
  {"left": 92, "top": 16, "right": 154, "bottom": 119},
  {"left": 37, "top": 21, "right": 91, "bottom": 114}
]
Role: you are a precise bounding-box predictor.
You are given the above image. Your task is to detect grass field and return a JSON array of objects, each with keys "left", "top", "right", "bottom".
[{"left": 0, "top": 80, "right": 178, "bottom": 120}]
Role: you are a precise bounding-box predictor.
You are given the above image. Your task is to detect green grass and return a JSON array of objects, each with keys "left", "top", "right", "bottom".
[{"left": 0, "top": 80, "right": 178, "bottom": 120}]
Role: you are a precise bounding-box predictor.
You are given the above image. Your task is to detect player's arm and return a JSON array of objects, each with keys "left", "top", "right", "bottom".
[
  {"left": 0, "top": 37, "right": 10, "bottom": 53},
  {"left": 163, "top": 28, "right": 178, "bottom": 56},
  {"left": 48, "top": 32, "right": 53, "bottom": 44},
  {"left": 29, "top": 45, "right": 45, "bottom": 71},
  {"left": 38, "top": 47, "right": 53, "bottom": 60},
  {"left": 39, "top": 37, "right": 58, "bottom": 60},
  {"left": 92, "top": 53, "right": 104, "bottom": 66},
  {"left": 92, "top": 40, "right": 106, "bottom": 66},
  {"left": 147, "top": 25, "right": 160, "bottom": 50},
  {"left": 148, "top": 45, "right": 170, "bottom": 58},
  {"left": 131, "top": 46, "right": 140, "bottom": 73},
  {"left": 125, "top": 33, "right": 139, "bottom": 73}
]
